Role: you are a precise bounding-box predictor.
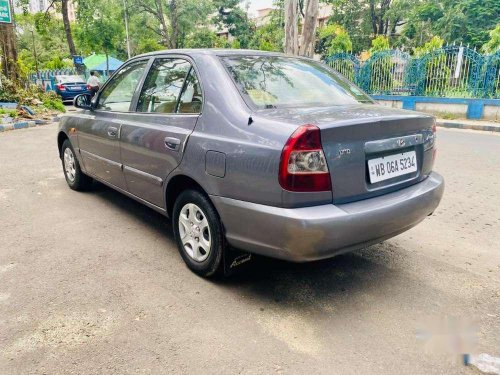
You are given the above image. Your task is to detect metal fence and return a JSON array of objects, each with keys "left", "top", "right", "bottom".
[
  {"left": 29, "top": 69, "right": 110, "bottom": 92},
  {"left": 325, "top": 46, "right": 500, "bottom": 99}
]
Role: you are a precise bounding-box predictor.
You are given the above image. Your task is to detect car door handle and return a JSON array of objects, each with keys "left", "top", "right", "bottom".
[
  {"left": 107, "top": 127, "right": 118, "bottom": 138},
  {"left": 164, "top": 137, "right": 181, "bottom": 151}
]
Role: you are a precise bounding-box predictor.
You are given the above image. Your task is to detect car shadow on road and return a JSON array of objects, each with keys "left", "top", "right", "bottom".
[
  {"left": 218, "top": 248, "right": 396, "bottom": 308},
  {"left": 90, "top": 181, "right": 397, "bottom": 305},
  {"left": 91, "top": 181, "right": 174, "bottom": 238}
]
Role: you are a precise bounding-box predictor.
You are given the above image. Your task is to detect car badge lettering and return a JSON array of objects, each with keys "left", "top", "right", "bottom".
[{"left": 397, "top": 139, "right": 406, "bottom": 147}]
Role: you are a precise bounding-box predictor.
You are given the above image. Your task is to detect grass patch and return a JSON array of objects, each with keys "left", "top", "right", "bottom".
[
  {"left": 0, "top": 108, "right": 17, "bottom": 118},
  {"left": 435, "top": 112, "right": 461, "bottom": 120}
]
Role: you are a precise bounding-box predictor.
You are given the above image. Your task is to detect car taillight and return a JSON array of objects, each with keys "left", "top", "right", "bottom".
[
  {"left": 56, "top": 84, "right": 66, "bottom": 91},
  {"left": 86, "top": 84, "right": 92, "bottom": 90},
  {"left": 279, "top": 124, "right": 331, "bottom": 192}
]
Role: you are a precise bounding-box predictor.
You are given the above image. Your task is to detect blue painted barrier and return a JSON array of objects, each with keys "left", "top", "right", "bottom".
[{"left": 372, "top": 95, "right": 500, "bottom": 119}]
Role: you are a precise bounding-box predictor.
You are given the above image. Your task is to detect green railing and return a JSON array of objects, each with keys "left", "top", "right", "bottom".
[{"left": 325, "top": 46, "right": 500, "bottom": 99}]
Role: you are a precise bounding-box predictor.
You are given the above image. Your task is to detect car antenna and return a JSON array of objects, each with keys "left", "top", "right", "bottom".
[{"left": 248, "top": 116, "right": 253, "bottom": 126}]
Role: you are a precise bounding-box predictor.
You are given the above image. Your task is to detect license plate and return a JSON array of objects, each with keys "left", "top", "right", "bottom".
[
  {"left": 368, "top": 150, "right": 417, "bottom": 183},
  {"left": 70, "top": 86, "right": 82, "bottom": 91}
]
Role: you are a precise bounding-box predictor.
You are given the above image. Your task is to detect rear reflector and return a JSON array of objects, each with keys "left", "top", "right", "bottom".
[{"left": 279, "top": 124, "right": 331, "bottom": 192}]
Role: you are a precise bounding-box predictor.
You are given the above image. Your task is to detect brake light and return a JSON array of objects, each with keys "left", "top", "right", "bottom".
[
  {"left": 56, "top": 84, "right": 66, "bottom": 91},
  {"left": 86, "top": 84, "right": 92, "bottom": 90},
  {"left": 279, "top": 124, "right": 331, "bottom": 192}
]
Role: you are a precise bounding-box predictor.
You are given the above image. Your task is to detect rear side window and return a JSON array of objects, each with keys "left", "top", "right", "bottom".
[
  {"left": 178, "top": 68, "right": 203, "bottom": 114},
  {"left": 137, "top": 58, "right": 196, "bottom": 114}
]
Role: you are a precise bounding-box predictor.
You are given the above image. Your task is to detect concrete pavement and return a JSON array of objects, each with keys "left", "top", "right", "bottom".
[{"left": 0, "top": 125, "right": 499, "bottom": 374}]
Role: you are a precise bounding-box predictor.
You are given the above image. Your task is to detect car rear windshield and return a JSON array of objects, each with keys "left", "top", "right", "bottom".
[
  {"left": 221, "top": 56, "right": 372, "bottom": 109},
  {"left": 57, "top": 75, "right": 85, "bottom": 84}
]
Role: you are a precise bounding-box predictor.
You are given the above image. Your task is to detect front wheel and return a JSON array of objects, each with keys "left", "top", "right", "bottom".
[
  {"left": 61, "top": 139, "right": 92, "bottom": 191},
  {"left": 172, "top": 189, "right": 225, "bottom": 277}
]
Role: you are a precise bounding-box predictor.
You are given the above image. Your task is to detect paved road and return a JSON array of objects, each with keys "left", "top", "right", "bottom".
[{"left": 0, "top": 125, "right": 498, "bottom": 374}]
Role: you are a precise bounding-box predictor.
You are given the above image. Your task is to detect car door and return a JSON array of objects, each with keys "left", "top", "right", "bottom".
[
  {"left": 119, "top": 57, "right": 202, "bottom": 207},
  {"left": 77, "top": 59, "right": 149, "bottom": 190}
]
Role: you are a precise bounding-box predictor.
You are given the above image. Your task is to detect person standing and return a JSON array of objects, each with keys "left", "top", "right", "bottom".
[{"left": 87, "top": 71, "right": 100, "bottom": 97}]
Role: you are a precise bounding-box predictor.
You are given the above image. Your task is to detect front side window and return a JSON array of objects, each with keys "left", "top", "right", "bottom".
[
  {"left": 221, "top": 56, "right": 372, "bottom": 109},
  {"left": 137, "top": 58, "right": 192, "bottom": 113},
  {"left": 97, "top": 60, "right": 147, "bottom": 112}
]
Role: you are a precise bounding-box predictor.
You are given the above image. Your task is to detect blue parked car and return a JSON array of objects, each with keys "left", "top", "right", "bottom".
[{"left": 54, "top": 75, "right": 91, "bottom": 102}]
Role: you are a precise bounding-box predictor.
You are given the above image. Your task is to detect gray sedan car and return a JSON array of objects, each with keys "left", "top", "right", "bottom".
[{"left": 58, "top": 49, "right": 444, "bottom": 277}]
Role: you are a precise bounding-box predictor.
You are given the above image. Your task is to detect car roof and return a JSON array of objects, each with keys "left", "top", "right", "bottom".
[{"left": 134, "top": 48, "right": 291, "bottom": 59}]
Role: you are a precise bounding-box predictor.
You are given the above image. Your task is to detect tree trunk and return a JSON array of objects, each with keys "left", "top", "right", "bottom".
[
  {"left": 61, "top": 0, "right": 77, "bottom": 56},
  {"left": 106, "top": 52, "right": 109, "bottom": 76},
  {"left": 298, "top": 0, "right": 318, "bottom": 57},
  {"left": 168, "top": 0, "right": 178, "bottom": 49},
  {"left": 155, "top": 0, "right": 170, "bottom": 48},
  {"left": 284, "top": 0, "right": 299, "bottom": 55},
  {"left": 369, "top": 0, "right": 378, "bottom": 35},
  {"left": 0, "top": 22, "right": 19, "bottom": 81}
]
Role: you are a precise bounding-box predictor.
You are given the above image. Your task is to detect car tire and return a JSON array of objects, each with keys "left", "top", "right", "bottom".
[
  {"left": 61, "top": 139, "right": 92, "bottom": 191},
  {"left": 172, "top": 189, "right": 225, "bottom": 277}
]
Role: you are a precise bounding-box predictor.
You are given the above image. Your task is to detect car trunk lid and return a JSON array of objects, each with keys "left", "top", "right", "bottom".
[{"left": 259, "top": 104, "right": 436, "bottom": 204}]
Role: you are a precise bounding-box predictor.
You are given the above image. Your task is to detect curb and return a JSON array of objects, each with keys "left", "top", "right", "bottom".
[
  {"left": 0, "top": 120, "right": 50, "bottom": 133},
  {"left": 436, "top": 121, "right": 500, "bottom": 133}
]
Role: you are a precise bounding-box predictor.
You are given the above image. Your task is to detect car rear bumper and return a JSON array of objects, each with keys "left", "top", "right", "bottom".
[
  {"left": 57, "top": 91, "right": 90, "bottom": 101},
  {"left": 211, "top": 172, "right": 444, "bottom": 262}
]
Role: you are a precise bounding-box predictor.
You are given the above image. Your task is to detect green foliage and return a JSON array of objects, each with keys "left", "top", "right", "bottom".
[
  {"left": 482, "top": 24, "right": 500, "bottom": 53},
  {"left": 231, "top": 39, "right": 241, "bottom": 49},
  {"left": 212, "top": 0, "right": 254, "bottom": 48},
  {"left": 370, "top": 36, "right": 390, "bottom": 53},
  {"left": 0, "top": 76, "right": 65, "bottom": 112},
  {"left": 0, "top": 108, "right": 17, "bottom": 118},
  {"left": 423, "top": 53, "right": 452, "bottom": 96},
  {"left": 41, "top": 91, "right": 66, "bottom": 111},
  {"left": 76, "top": 0, "right": 125, "bottom": 66},
  {"left": 14, "top": 13, "right": 71, "bottom": 76},
  {"left": 414, "top": 36, "right": 444, "bottom": 56},
  {"left": 402, "top": 0, "right": 499, "bottom": 49},
  {"left": 185, "top": 29, "right": 218, "bottom": 48},
  {"left": 317, "top": 24, "right": 352, "bottom": 57},
  {"left": 214, "top": 37, "right": 232, "bottom": 48},
  {"left": 248, "top": 12, "right": 284, "bottom": 53},
  {"left": 327, "top": 0, "right": 372, "bottom": 52}
]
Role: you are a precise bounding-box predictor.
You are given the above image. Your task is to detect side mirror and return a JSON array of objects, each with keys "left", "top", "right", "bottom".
[{"left": 73, "top": 94, "right": 94, "bottom": 110}]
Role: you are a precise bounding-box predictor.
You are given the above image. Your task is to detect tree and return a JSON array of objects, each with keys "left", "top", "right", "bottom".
[
  {"left": 212, "top": 0, "right": 254, "bottom": 48},
  {"left": 284, "top": 0, "right": 319, "bottom": 57},
  {"left": 129, "top": 0, "right": 213, "bottom": 49},
  {"left": 76, "top": 0, "right": 125, "bottom": 74},
  {"left": 0, "top": 22, "right": 20, "bottom": 81},
  {"left": 402, "top": 0, "right": 499, "bottom": 49},
  {"left": 482, "top": 24, "right": 500, "bottom": 54},
  {"left": 284, "top": 0, "right": 299, "bottom": 54},
  {"left": 316, "top": 24, "right": 353, "bottom": 57},
  {"left": 15, "top": 13, "right": 73, "bottom": 76},
  {"left": 326, "top": 0, "right": 372, "bottom": 52},
  {"left": 26, "top": 0, "right": 78, "bottom": 57},
  {"left": 369, "top": 35, "right": 390, "bottom": 52},
  {"left": 184, "top": 28, "right": 231, "bottom": 48},
  {"left": 414, "top": 35, "right": 444, "bottom": 56},
  {"left": 249, "top": 7, "right": 284, "bottom": 52}
]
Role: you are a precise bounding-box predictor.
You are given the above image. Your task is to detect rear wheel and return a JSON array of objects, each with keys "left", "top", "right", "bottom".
[
  {"left": 61, "top": 139, "right": 92, "bottom": 191},
  {"left": 172, "top": 189, "right": 225, "bottom": 277}
]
